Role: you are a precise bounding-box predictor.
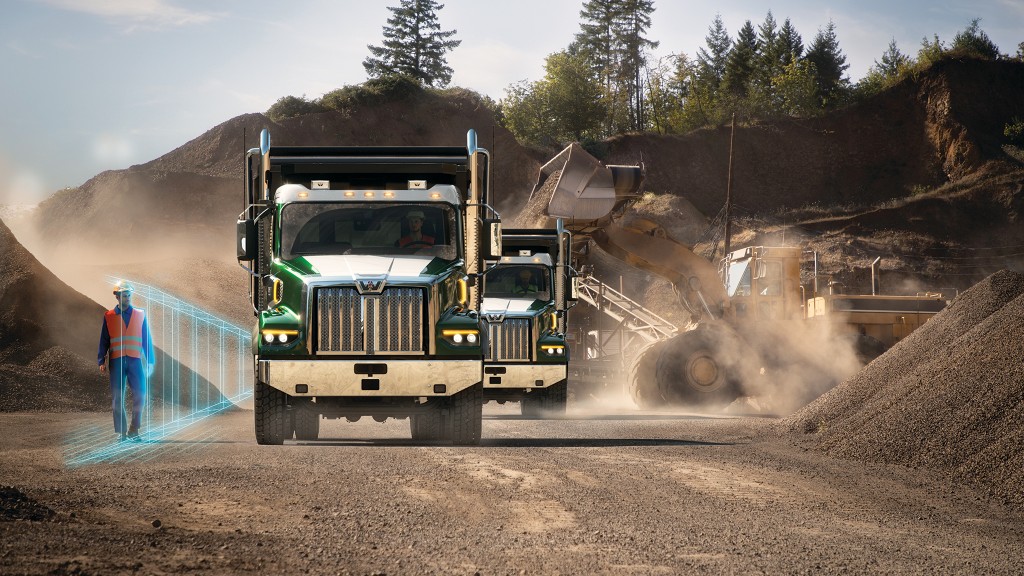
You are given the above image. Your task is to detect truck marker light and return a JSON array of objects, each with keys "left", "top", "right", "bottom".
[
  {"left": 457, "top": 278, "right": 468, "bottom": 305},
  {"left": 298, "top": 191, "right": 309, "bottom": 198},
  {"left": 383, "top": 191, "right": 395, "bottom": 198},
  {"left": 344, "top": 191, "right": 355, "bottom": 198},
  {"left": 430, "top": 192, "right": 442, "bottom": 199},
  {"left": 364, "top": 191, "right": 375, "bottom": 198}
]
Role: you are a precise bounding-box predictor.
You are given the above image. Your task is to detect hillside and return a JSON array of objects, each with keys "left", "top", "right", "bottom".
[{"left": 19, "top": 58, "right": 1024, "bottom": 320}]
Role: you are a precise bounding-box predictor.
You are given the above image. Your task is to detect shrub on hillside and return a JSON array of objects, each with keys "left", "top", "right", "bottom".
[
  {"left": 267, "top": 95, "right": 326, "bottom": 121},
  {"left": 319, "top": 75, "right": 424, "bottom": 113}
]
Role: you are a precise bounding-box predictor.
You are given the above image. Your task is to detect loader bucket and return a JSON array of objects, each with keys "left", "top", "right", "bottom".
[{"left": 535, "top": 143, "right": 644, "bottom": 222}]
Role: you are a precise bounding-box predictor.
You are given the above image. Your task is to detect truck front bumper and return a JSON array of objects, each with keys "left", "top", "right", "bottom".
[
  {"left": 260, "top": 359, "right": 481, "bottom": 397},
  {"left": 482, "top": 363, "right": 567, "bottom": 390}
]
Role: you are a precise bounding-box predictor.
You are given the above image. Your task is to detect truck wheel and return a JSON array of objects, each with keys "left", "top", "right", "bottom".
[
  {"left": 255, "top": 380, "right": 289, "bottom": 445},
  {"left": 520, "top": 395, "right": 542, "bottom": 418},
  {"left": 448, "top": 384, "right": 483, "bottom": 446},
  {"left": 542, "top": 379, "right": 568, "bottom": 415},
  {"left": 628, "top": 340, "right": 668, "bottom": 409},
  {"left": 410, "top": 406, "right": 444, "bottom": 441},
  {"left": 294, "top": 401, "right": 320, "bottom": 441},
  {"left": 655, "top": 325, "right": 742, "bottom": 408}
]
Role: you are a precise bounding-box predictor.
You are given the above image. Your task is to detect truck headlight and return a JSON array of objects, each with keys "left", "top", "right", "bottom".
[
  {"left": 542, "top": 345, "right": 565, "bottom": 356},
  {"left": 442, "top": 329, "right": 479, "bottom": 346},
  {"left": 262, "top": 329, "right": 299, "bottom": 345}
]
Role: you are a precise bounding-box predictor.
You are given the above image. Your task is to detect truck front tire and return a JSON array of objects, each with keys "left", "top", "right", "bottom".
[
  {"left": 448, "top": 384, "right": 483, "bottom": 446},
  {"left": 293, "top": 401, "right": 320, "bottom": 441},
  {"left": 255, "top": 380, "right": 289, "bottom": 445}
]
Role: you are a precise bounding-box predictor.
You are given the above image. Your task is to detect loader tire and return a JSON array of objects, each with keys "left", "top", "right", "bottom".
[
  {"left": 448, "top": 384, "right": 483, "bottom": 446},
  {"left": 628, "top": 339, "right": 668, "bottom": 409},
  {"left": 293, "top": 401, "right": 320, "bottom": 441},
  {"left": 655, "top": 325, "right": 742, "bottom": 408},
  {"left": 255, "top": 380, "right": 289, "bottom": 445}
]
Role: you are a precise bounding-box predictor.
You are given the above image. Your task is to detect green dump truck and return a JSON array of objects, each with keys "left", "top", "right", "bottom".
[
  {"left": 480, "top": 224, "right": 574, "bottom": 416},
  {"left": 237, "top": 129, "right": 501, "bottom": 445}
]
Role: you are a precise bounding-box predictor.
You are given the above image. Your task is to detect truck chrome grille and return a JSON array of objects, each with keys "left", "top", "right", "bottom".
[
  {"left": 316, "top": 287, "right": 424, "bottom": 354},
  {"left": 486, "top": 318, "right": 531, "bottom": 361}
]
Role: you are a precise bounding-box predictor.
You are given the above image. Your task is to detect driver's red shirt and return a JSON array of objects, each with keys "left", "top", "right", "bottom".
[{"left": 398, "top": 234, "right": 435, "bottom": 248}]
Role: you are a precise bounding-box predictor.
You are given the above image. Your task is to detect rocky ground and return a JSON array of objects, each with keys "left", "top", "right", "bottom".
[{"left": 2, "top": 404, "right": 1023, "bottom": 575}]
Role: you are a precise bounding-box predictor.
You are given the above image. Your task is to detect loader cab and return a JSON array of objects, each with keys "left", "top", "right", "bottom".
[{"left": 721, "top": 246, "right": 802, "bottom": 322}]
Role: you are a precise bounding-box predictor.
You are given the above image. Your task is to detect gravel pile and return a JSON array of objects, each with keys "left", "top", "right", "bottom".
[
  {"left": 0, "top": 486, "right": 57, "bottom": 522},
  {"left": 785, "top": 269, "right": 1024, "bottom": 509}
]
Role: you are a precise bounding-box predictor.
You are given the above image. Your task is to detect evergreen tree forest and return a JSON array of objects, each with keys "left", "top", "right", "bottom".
[{"left": 267, "top": 2, "right": 1017, "bottom": 151}]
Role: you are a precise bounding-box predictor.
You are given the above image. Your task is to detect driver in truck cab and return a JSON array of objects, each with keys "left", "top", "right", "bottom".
[
  {"left": 396, "top": 209, "right": 434, "bottom": 249},
  {"left": 513, "top": 269, "right": 539, "bottom": 295}
]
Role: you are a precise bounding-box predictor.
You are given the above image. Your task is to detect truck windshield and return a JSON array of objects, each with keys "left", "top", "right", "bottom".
[
  {"left": 484, "top": 265, "right": 551, "bottom": 301},
  {"left": 280, "top": 202, "right": 459, "bottom": 261}
]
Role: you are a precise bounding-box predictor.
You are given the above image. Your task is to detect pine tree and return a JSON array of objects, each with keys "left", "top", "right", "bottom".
[
  {"left": 755, "top": 11, "right": 781, "bottom": 93},
  {"left": 363, "top": 0, "right": 461, "bottom": 88},
  {"left": 806, "top": 21, "right": 850, "bottom": 107},
  {"left": 875, "top": 39, "right": 910, "bottom": 77},
  {"left": 951, "top": 19, "right": 1000, "bottom": 59},
  {"left": 777, "top": 18, "right": 804, "bottom": 66},
  {"left": 723, "top": 20, "right": 757, "bottom": 98},
  {"left": 695, "top": 14, "right": 731, "bottom": 98},
  {"left": 615, "top": 0, "right": 658, "bottom": 130},
  {"left": 573, "top": 0, "right": 625, "bottom": 134},
  {"left": 574, "top": 0, "right": 622, "bottom": 97}
]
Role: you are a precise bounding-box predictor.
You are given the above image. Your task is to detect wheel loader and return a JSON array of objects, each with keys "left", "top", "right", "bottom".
[{"left": 519, "top": 143, "right": 946, "bottom": 408}]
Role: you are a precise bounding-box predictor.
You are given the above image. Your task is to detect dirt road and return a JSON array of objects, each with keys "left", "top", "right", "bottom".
[{"left": 2, "top": 405, "right": 1022, "bottom": 575}]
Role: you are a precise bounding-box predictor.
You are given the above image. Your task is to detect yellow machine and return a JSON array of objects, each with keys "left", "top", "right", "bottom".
[{"left": 521, "top": 146, "right": 947, "bottom": 408}]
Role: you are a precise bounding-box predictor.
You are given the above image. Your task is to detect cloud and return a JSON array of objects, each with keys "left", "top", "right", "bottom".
[
  {"left": 1, "top": 169, "right": 48, "bottom": 206},
  {"left": 92, "top": 133, "right": 137, "bottom": 166},
  {"left": 40, "top": 0, "right": 219, "bottom": 29}
]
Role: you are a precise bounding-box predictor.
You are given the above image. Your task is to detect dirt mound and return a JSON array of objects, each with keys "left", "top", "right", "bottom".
[
  {"left": 785, "top": 269, "right": 1024, "bottom": 509},
  {"left": 595, "top": 59, "right": 1024, "bottom": 293},
  {"left": 0, "top": 486, "right": 56, "bottom": 522},
  {"left": 0, "top": 219, "right": 225, "bottom": 413},
  {"left": 32, "top": 90, "right": 539, "bottom": 264}
]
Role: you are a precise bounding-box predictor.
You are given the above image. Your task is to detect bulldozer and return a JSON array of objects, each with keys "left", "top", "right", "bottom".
[{"left": 517, "top": 143, "right": 947, "bottom": 409}]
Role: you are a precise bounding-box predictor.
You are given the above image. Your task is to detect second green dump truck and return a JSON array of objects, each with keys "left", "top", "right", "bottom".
[
  {"left": 480, "top": 224, "right": 574, "bottom": 416},
  {"left": 237, "top": 129, "right": 501, "bottom": 445}
]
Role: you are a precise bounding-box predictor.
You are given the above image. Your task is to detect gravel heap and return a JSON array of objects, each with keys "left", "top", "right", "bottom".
[
  {"left": 0, "top": 486, "right": 56, "bottom": 522},
  {"left": 785, "top": 269, "right": 1024, "bottom": 509}
]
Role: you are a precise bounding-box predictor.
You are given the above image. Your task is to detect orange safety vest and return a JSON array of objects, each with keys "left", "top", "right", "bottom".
[{"left": 105, "top": 308, "right": 146, "bottom": 360}]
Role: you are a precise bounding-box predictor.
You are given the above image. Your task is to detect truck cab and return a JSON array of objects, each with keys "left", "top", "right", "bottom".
[
  {"left": 480, "top": 226, "right": 573, "bottom": 416},
  {"left": 237, "top": 129, "right": 500, "bottom": 445}
]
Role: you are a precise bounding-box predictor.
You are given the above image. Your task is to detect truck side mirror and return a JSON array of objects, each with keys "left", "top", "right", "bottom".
[
  {"left": 484, "top": 218, "right": 502, "bottom": 259},
  {"left": 237, "top": 219, "right": 257, "bottom": 261}
]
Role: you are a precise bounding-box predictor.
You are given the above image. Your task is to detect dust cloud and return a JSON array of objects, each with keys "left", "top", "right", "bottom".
[{"left": 733, "top": 319, "right": 865, "bottom": 416}]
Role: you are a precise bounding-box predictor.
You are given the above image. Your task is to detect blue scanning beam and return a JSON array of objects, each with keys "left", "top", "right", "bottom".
[{"left": 65, "top": 278, "right": 252, "bottom": 467}]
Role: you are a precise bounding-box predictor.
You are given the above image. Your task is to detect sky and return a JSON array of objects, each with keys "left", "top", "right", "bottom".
[{"left": 1, "top": 0, "right": 1021, "bottom": 205}]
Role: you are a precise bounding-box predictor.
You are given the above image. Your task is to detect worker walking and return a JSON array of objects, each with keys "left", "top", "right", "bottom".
[{"left": 98, "top": 281, "right": 155, "bottom": 441}]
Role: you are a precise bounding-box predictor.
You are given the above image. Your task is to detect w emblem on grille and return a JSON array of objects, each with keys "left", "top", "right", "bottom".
[
  {"left": 485, "top": 312, "right": 505, "bottom": 323},
  {"left": 356, "top": 278, "right": 386, "bottom": 294}
]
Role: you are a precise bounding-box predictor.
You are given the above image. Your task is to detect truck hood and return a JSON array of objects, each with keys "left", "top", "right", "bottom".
[
  {"left": 481, "top": 297, "right": 545, "bottom": 314},
  {"left": 299, "top": 255, "right": 450, "bottom": 281}
]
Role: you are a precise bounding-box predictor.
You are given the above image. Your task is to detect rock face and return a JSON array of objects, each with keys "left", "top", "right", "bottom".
[{"left": 785, "top": 269, "right": 1024, "bottom": 510}]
